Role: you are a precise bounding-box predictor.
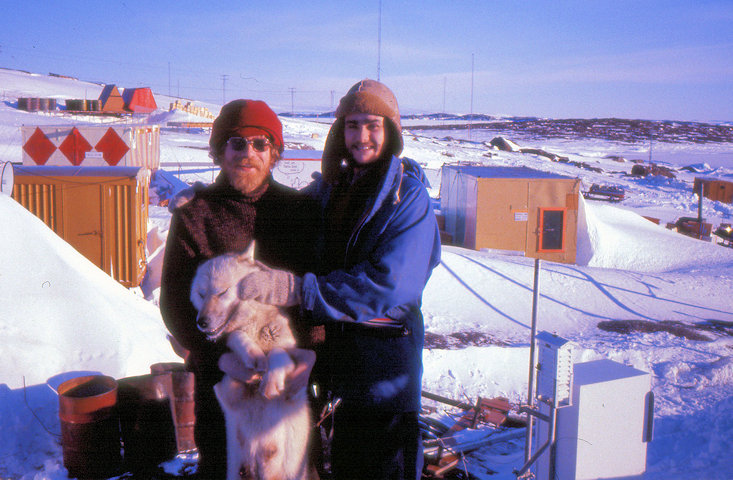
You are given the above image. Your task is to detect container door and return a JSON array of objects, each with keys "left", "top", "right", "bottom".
[
  {"left": 62, "top": 184, "right": 103, "bottom": 267},
  {"left": 528, "top": 179, "right": 578, "bottom": 264}
]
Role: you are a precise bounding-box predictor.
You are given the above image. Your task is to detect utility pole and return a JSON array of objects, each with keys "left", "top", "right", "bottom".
[
  {"left": 377, "top": 0, "right": 382, "bottom": 81},
  {"left": 649, "top": 131, "right": 653, "bottom": 163},
  {"left": 443, "top": 76, "right": 447, "bottom": 125},
  {"left": 222, "top": 74, "right": 229, "bottom": 105},
  {"left": 289, "top": 87, "right": 295, "bottom": 114},
  {"left": 331, "top": 90, "right": 335, "bottom": 110}
]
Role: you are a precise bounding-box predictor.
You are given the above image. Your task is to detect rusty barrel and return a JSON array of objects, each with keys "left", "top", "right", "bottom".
[
  {"left": 117, "top": 373, "right": 177, "bottom": 474},
  {"left": 58, "top": 375, "right": 122, "bottom": 479},
  {"left": 27, "top": 97, "right": 40, "bottom": 112},
  {"left": 151, "top": 362, "right": 197, "bottom": 453}
]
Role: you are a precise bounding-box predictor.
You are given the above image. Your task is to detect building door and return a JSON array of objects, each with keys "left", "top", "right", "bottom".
[
  {"left": 61, "top": 184, "right": 103, "bottom": 267},
  {"left": 538, "top": 208, "right": 566, "bottom": 252}
]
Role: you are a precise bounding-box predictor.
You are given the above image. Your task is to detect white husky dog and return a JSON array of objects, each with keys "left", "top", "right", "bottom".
[{"left": 190, "top": 242, "right": 314, "bottom": 480}]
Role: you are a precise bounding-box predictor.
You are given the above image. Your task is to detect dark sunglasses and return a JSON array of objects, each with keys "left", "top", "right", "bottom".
[{"left": 227, "top": 137, "right": 271, "bottom": 152}]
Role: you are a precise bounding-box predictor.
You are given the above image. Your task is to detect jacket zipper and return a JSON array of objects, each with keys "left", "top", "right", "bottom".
[{"left": 343, "top": 163, "right": 404, "bottom": 266}]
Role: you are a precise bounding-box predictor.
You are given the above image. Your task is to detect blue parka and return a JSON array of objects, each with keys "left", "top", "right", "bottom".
[{"left": 301, "top": 154, "right": 441, "bottom": 411}]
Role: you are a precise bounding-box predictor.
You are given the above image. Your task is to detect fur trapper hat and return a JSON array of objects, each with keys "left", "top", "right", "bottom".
[
  {"left": 209, "top": 99, "right": 284, "bottom": 164},
  {"left": 322, "top": 79, "right": 403, "bottom": 183}
]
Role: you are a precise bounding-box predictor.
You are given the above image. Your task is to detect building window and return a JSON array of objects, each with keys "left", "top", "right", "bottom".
[{"left": 539, "top": 208, "right": 566, "bottom": 252}]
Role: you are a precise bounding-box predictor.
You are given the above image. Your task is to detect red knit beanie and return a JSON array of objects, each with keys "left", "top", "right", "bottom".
[{"left": 209, "top": 99, "right": 284, "bottom": 164}]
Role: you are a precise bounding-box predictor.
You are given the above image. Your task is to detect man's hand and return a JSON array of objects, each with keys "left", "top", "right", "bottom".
[
  {"left": 219, "top": 347, "right": 316, "bottom": 400},
  {"left": 237, "top": 268, "right": 302, "bottom": 307},
  {"left": 218, "top": 351, "right": 262, "bottom": 385},
  {"left": 282, "top": 348, "right": 316, "bottom": 398}
]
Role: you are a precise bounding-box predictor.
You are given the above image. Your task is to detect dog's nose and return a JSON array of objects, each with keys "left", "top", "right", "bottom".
[{"left": 196, "top": 315, "right": 210, "bottom": 331}]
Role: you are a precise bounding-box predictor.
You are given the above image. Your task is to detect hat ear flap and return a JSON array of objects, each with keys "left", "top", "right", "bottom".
[
  {"left": 209, "top": 150, "right": 222, "bottom": 166},
  {"left": 385, "top": 119, "right": 403, "bottom": 157},
  {"left": 322, "top": 118, "right": 348, "bottom": 183}
]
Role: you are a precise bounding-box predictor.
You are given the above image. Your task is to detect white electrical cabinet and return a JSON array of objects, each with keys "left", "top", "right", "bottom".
[
  {"left": 554, "top": 359, "right": 653, "bottom": 480},
  {"left": 536, "top": 331, "right": 574, "bottom": 405},
  {"left": 533, "top": 332, "right": 574, "bottom": 480}
]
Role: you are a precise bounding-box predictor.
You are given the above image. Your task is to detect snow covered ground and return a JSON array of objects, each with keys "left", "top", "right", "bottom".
[{"left": 1, "top": 69, "right": 732, "bottom": 479}]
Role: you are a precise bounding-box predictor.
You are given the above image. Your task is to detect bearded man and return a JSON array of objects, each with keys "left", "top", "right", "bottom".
[{"left": 160, "top": 99, "right": 317, "bottom": 478}]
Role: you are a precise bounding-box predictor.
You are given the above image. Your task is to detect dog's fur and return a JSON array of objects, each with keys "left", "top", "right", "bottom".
[{"left": 190, "top": 243, "right": 312, "bottom": 480}]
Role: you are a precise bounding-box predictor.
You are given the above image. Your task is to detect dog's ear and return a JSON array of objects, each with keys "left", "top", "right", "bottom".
[{"left": 239, "top": 241, "right": 256, "bottom": 263}]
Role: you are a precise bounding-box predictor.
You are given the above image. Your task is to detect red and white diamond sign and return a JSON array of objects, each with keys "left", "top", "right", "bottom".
[
  {"left": 23, "top": 127, "right": 57, "bottom": 165},
  {"left": 95, "top": 127, "right": 130, "bottom": 166},
  {"left": 21, "top": 125, "right": 160, "bottom": 170},
  {"left": 58, "top": 127, "right": 93, "bottom": 166}
]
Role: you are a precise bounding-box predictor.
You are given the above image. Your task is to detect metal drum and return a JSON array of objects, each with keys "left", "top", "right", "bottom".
[{"left": 57, "top": 375, "right": 122, "bottom": 478}]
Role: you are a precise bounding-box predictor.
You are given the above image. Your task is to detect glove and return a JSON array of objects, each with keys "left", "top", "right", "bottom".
[
  {"left": 237, "top": 267, "right": 302, "bottom": 307},
  {"left": 168, "top": 181, "right": 206, "bottom": 212}
]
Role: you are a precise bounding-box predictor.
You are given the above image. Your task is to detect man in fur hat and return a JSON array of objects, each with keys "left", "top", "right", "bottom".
[
  {"left": 238, "top": 80, "right": 441, "bottom": 479},
  {"left": 160, "top": 99, "right": 318, "bottom": 478}
]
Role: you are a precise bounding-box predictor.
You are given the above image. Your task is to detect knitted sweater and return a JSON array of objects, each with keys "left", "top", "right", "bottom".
[{"left": 159, "top": 174, "right": 318, "bottom": 371}]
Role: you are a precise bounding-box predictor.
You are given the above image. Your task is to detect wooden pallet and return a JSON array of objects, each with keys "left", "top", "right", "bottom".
[{"left": 422, "top": 393, "right": 512, "bottom": 478}]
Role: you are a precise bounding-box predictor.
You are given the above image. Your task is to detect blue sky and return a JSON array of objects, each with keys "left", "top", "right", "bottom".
[{"left": 2, "top": 0, "right": 732, "bottom": 121}]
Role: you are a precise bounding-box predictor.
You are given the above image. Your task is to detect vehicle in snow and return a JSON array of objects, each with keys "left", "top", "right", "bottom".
[{"left": 582, "top": 184, "right": 625, "bottom": 202}]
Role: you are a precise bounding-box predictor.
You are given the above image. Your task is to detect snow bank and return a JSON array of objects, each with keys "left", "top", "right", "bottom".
[
  {"left": 0, "top": 196, "right": 180, "bottom": 390},
  {"left": 580, "top": 200, "right": 733, "bottom": 273}
]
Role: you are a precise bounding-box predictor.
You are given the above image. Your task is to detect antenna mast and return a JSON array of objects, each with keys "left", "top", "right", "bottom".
[
  {"left": 469, "top": 54, "right": 474, "bottom": 140},
  {"left": 221, "top": 74, "right": 229, "bottom": 105}
]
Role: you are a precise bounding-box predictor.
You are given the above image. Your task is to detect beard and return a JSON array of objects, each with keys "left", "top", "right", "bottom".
[{"left": 226, "top": 167, "right": 270, "bottom": 195}]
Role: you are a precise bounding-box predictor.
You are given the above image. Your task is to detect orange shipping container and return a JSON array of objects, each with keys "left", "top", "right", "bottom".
[
  {"left": 440, "top": 165, "right": 581, "bottom": 264},
  {"left": 12, "top": 165, "right": 149, "bottom": 287}
]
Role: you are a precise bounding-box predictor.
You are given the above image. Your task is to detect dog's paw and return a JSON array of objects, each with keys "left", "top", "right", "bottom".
[
  {"left": 227, "top": 331, "right": 268, "bottom": 373},
  {"left": 259, "top": 349, "right": 295, "bottom": 399}
]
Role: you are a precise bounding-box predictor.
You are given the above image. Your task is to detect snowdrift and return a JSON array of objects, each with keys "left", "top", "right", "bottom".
[{"left": 0, "top": 195, "right": 179, "bottom": 390}]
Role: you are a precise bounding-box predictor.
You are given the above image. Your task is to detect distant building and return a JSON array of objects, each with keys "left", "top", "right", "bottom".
[
  {"left": 122, "top": 87, "right": 157, "bottom": 113},
  {"left": 99, "top": 85, "right": 126, "bottom": 113},
  {"left": 694, "top": 177, "right": 733, "bottom": 204}
]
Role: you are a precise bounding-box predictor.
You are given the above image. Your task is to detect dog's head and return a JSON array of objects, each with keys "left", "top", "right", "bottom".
[{"left": 190, "top": 242, "right": 260, "bottom": 341}]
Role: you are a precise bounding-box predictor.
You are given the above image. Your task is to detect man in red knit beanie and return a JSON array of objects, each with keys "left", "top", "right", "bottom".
[{"left": 160, "top": 99, "right": 319, "bottom": 478}]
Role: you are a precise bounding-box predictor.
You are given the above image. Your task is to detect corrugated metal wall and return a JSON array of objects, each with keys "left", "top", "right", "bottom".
[
  {"left": 13, "top": 183, "right": 58, "bottom": 229},
  {"left": 12, "top": 166, "right": 149, "bottom": 287}
]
